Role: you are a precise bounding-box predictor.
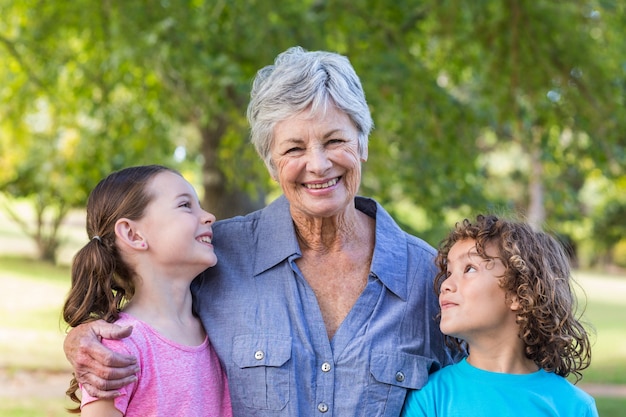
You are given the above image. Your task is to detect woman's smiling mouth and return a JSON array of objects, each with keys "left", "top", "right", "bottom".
[{"left": 303, "top": 177, "right": 340, "bottom": 189}]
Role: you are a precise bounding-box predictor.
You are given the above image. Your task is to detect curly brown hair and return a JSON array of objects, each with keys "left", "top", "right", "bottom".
[
  {"left": 62, "top": 165, "right": 178, "bottom": 412},
  {"left": 434, "top": 214, "right": 592, "bottom": 382}
]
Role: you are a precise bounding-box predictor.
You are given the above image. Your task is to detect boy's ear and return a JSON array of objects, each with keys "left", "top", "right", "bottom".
[
  {"left": 114, "top": 218, "right": 148, "bottom": 250},
  {"left": 509, "top": 295, "right": 521, "bottom": 311}
]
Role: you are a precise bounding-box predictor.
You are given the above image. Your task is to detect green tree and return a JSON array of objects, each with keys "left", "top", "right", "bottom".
[
  {"left": 422, "top": 0, "right": 626, "bottom": 234},
  {"left": 1, "top": 0, "right": 624, "bottom": 264},
  {"left": 0, "top": 0, "right": 176, "bottom": 262}
]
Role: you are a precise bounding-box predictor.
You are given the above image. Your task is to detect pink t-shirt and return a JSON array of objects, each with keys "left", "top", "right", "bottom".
[{"left": 81, "top": 312, "right": 232, "bottom": 417}]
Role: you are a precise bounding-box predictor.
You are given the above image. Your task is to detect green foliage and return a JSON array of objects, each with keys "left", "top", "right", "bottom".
[
  {"left": 586, "top": 175, "right": 626, "bottom": 264},
  {"left": 612, "top": 240, "right": 626, "bottom": 269},
  {"left": 1, "top": 0, "right": 624, "bottom": 263}
]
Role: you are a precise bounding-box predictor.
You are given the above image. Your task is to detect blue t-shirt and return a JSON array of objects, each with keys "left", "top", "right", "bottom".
[
  {"left": 192, "top": 195, "right": 455, "bottom": 417},
  {"left": 401, "top": 358, "right": 599, "bottom": 417}
]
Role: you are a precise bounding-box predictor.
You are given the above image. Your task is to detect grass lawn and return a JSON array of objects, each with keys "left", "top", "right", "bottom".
[{"left": 573, "top": 271, "right": 626, "bottom": 386}]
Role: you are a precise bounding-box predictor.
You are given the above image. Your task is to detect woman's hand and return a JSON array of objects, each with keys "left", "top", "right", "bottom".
[{"left": 64, "top": 320, "right": 139, "bottom": 398}]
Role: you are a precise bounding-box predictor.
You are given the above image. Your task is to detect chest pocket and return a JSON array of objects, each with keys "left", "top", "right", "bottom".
[
  {"left": 370, "top": 352, "right": 436, "bottom": 389},
  {"left": 231, "top": 334, "right": 292, "bottom": 411},
  {"left": 368, "top": 352, "right": 438, "bottom": 416}
]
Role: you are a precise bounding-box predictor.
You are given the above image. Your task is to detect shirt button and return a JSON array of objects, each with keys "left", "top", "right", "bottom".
[
  {"left": 317, "top": 402, "right": 329, "bottom": 413},
  {"left": 254, "top": 350, "right": 265, "bottom": 360},
  {"left": 395, "top": 371, "right": 405, "bottom": 382},
  {"left": 321, "top": 362, "right": 331, "bottom": 372}
]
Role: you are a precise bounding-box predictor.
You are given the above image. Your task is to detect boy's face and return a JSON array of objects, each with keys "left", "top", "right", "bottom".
[{"left": 438, "top": 238, "right": 520, "bottom": 347}]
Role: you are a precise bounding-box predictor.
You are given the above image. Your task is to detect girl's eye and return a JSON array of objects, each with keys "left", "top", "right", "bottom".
[{"left": 464, "top": 265, "right": 477, "bottom": 273}]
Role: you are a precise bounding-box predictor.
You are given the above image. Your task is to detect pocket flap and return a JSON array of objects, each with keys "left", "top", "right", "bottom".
[
  {"left": 370, "top": 352, "right": 436, "bottom": 390},
  {"left": 233, "top": 334, "right": 292, "bottom": 368}
]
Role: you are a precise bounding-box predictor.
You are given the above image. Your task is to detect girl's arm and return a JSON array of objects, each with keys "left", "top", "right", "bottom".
[{"left": 81, "top": 398, "right": 123, "bottom": 417}]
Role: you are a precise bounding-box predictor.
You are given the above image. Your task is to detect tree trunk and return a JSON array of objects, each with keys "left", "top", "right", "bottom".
[
  {"left": 527, "top": 135, "right": 545, "bottom": 230},
  {"left": 199, "top": 117, "right": 264, "bottom": 221}
]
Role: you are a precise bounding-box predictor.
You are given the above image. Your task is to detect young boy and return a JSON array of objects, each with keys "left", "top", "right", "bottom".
[{"left": 401, "top": 214, "right": 598, "bottom": 416}]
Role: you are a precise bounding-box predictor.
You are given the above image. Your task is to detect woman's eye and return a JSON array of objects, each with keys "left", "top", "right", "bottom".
[
  {"left": 180, "top": 201, "right": 191, "bottom": 208},
  {"left": 284, "top": 147, "right": 302, "bottom": 154}
]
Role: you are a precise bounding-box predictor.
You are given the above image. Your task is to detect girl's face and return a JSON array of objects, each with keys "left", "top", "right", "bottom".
[
  {"left": 135, "top": 171, "right": 217, "bottom": 278},
  {"left": 270, "top": 104, "right": 367, "bottom": 221},
  {"left": 438, "top": 239, "right": 519, "bottom": 347}
]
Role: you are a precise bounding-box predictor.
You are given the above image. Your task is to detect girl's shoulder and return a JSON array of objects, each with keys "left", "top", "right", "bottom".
[
  {"left": 111, "top": 312, "right": 209, "bottom": 352},
  {"left": 100, "top": 312, "right": 150, "bottom": 355}
]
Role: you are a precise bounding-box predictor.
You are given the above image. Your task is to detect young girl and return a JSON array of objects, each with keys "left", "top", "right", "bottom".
[
  {"left": 62, "top": 165, "right": 232, "bottom": 417},
  {"left": 401, "top": 214, "right": 598, "bottom": 416}
]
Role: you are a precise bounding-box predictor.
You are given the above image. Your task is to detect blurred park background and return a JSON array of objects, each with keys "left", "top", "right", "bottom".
[{"left": 1, "top": 0, "right": 625, "bottom": 416}]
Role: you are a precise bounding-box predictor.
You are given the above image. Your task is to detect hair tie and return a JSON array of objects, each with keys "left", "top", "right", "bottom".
[{"left": 92, "top": 235, "right": 102, "bottom": 243}]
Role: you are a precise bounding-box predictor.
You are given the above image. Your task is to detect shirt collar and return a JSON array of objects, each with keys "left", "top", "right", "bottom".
[
  {"left": 360, "top": 198, "right": 409, "bottom": 300},
  {"left": 253, "top": 195, "right": 301, "bottom": 276},
  {"left": 253, "top": 195, "right": 409, "bottom": 300}
]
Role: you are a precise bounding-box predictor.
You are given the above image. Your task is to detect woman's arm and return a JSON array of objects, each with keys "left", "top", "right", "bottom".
[{"left": 64, "top": 320, "right": 139, "bottom": 398}]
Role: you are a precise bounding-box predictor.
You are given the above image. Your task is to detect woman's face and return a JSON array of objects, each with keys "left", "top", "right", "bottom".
[{"left": 270, "top": 104, "right": 367, "bottom": 220}]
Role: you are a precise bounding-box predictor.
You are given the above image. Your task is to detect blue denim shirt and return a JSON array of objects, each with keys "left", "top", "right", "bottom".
[{"left": 192, "top": 195, "right": 454, "bottom": 417}]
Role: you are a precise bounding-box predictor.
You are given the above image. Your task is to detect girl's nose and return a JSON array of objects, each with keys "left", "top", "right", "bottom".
[{"left": 202, "top": 210, "right": 216, "bottom": 224}]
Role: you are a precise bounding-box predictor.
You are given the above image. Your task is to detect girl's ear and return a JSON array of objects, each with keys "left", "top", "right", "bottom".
[{"left": 115, "top": 218, "right": 148, "bottom": 250}]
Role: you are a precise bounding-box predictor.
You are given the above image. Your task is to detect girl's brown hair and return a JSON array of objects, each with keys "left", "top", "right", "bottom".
[
  {"left": 62, "top": 164, "right": 178, "bottom": 411},
  {"left": 434, "top": 214, "right": 592, "bottom": 382}
]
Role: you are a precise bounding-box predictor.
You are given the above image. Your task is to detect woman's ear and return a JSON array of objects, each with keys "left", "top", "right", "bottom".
[
  {"left": 267, "top": 160, "right": 278, "bottom": 182},
  {"left": 360, "top": 144, "right": 368, "bottom": 162},
  {"left": 115, "top": 218, "right": 148, "bottom": 250}
]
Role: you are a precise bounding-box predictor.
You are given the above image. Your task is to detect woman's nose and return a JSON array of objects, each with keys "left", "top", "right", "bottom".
[{"left": 307, "top": 147, "right": 332, "bottom": 173}]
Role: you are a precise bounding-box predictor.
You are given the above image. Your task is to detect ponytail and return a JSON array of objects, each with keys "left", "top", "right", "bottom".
[
  {"left": 62, "top": 164, "right": 171, "bottom": 412},
  {"left": 62, "top": 234, "right": 129, "bottom": 327},
  {"left": 62, "top": 233, "right": 135, "bottom": 413}
]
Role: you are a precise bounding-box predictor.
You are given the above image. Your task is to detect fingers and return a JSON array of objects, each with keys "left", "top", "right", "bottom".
[
  {"left": 64, "top": 320, "right": 139, "bottom": 397},
  {"left": 79, "top": 373, "right": 139, "bottom": 399},
  {"left": 87, "top": 324, "right": 136, "bottom": 368},
  {"left": 93, "top": 321, "right": 134, "bottom": 342},
  {"left": 74, "top": 355, "right": 139, "bottom": 396}
]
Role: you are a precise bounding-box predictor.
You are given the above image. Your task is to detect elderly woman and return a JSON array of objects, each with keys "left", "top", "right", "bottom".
[{"left": 64, "top": 46, "right": 455, "bottom": 417}]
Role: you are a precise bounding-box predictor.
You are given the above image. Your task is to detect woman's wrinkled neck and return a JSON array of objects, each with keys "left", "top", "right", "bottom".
[{"left": 292, "top": 204, "right": 366, "bottom": 253}]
